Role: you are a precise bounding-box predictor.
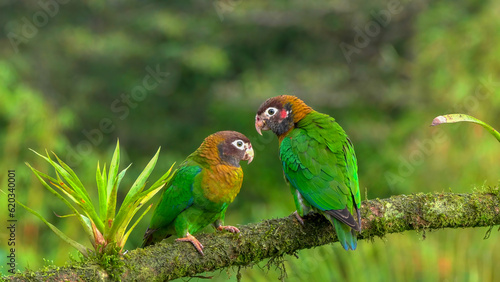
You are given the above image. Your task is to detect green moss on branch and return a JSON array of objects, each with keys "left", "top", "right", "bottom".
[{"left": 5, "top": 191, "right": 500, "bottom": 281}]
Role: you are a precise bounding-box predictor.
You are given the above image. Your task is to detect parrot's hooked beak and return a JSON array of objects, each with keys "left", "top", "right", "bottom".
[
  {"left": 243, "top": 146, "right": 255, "bottom": 164},
  {"left": 255, "top": 115, "right": 269, "bottom": 136}
]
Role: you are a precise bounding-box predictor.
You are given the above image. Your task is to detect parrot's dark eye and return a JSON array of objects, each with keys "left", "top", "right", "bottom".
[
  {"left": 232, "top": 140, "right": 245, "bottom": 150},
  {"left": 266, "top": 107, "right": 278, "bottom": 116}
]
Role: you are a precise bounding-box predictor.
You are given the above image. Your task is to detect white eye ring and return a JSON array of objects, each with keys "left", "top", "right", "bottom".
[
  {"left": 232, "top": 140, "right": 245, "bottom": 150},
  {"left": 266, "top": 107, "right": 278, "bottom": 117}
]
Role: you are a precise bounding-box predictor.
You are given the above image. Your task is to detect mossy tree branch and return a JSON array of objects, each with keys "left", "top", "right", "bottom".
[{"left": 6, "top": 191, "right": 500, "bottom": 281}]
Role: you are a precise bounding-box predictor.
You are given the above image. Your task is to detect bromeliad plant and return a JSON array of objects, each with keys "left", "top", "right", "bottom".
[
  {"left": 431, "top": 113, "right": 500, "bottom": 142},
  {"left": 22, "top": 140, "right": 175, "bottom": 257}
]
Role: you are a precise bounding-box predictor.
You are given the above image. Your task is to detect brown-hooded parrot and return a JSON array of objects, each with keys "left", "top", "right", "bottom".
[
  {"left": 142, "top": 131, "right": 254, "bottom": 255},
  {"left": 255, "top": 95, "right": 361, "bottom": 250}
]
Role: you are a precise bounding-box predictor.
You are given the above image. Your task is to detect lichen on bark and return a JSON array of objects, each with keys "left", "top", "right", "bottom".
[{"left": 5, "top": 190, "right": 500, "bottom": 281}]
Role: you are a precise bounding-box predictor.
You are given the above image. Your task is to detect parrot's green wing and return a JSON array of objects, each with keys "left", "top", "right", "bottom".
[
  {"left": 344, "top": 137, "right": 361, "bottom": 226},
  {"left": 142, "top": 160, "right": 202, "bottom": 246},
  {"left": 149, "top": 163, "right": 202, "bottom": 230},
  {"left": 280, "top": 112, "right": 360, "bottom": 230}
]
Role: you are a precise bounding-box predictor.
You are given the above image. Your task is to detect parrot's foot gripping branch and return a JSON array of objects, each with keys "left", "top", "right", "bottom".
[
  {"left": 217, "top": 225, "right": 240, "bottom": 233},
  {"left": 176, "top": 233, "right": 204, "bottom": 255},
  {"left": 293, "top": 211, "right": 305, "bottom": 226}
]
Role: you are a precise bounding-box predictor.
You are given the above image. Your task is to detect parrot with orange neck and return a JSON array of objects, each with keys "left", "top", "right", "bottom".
[
  {"left": 142, "top": 131, "right": 254, "bottom": 255},
  {"left": 255, "top": 95, "right": 361, "bottom": 250}
]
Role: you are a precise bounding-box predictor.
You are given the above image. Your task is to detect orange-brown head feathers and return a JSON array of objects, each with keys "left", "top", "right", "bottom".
[
  {"left": 195, "top": 131, "right": 254, "bottom": 167},
  {"left": 255, "top": 95, "right": 313, "bottom": 138}
]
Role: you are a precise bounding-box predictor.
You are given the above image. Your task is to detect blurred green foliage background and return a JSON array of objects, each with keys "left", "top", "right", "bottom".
[{"left": 1, "top": 0, "right": 500, "bottom": 280}]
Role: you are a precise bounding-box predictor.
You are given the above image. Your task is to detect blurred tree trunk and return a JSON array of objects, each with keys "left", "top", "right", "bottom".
[{"left": 6, "top": 191, "right": 500, "bottom": 281}]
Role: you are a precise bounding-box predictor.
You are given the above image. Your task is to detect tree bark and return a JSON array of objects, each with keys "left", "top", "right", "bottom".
[{"left": 6, "top": 191, "right": 500, "bottom": 281}]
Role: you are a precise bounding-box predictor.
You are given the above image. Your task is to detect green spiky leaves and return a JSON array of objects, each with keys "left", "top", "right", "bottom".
[{"left": 23, "top": 140, "right": 175, "bottom": 256}]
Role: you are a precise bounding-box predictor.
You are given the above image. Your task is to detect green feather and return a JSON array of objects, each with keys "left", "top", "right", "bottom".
[
  {"left": 331, "top": 215, "right": 357, "bottom": 250},
  {"left": 280, "top": 110, "right": 361, "bottom": 250},
  {"left": 142, "top": 153, "right": 241, "bottom": 247},
  {"left": 148, "top": 162, "right": 200, "bottom": 233}
]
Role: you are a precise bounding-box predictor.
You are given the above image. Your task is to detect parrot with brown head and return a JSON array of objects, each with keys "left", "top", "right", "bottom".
[
  {"left": 255, "top": 95, "right": 361, "bottom": 250},
  {"left": 142, "top": 131, "right": 254, "bottom": 255}
]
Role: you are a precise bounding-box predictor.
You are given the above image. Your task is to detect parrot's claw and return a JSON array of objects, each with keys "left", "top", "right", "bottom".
[
  {"left": 217, "top": 225, "right": 240, "bottom": 233},
  {"left": 293, "top": 211, "right": 305, "bottom": 226},
  {"left": 176, "top": 233, "right": 204, "bottom": 255}
]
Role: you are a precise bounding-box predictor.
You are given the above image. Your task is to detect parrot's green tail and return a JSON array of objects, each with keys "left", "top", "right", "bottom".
[{"left": 332, "top": 218, "right": 357, "bottom": 250}]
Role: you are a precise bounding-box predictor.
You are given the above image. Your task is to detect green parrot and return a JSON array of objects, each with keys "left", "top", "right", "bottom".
[
  {"left": 142, "top": 131, "right": 254, "bottom": 255},
  {"left": 255, "top": 95, "right": 361, "bottom": 250}
]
